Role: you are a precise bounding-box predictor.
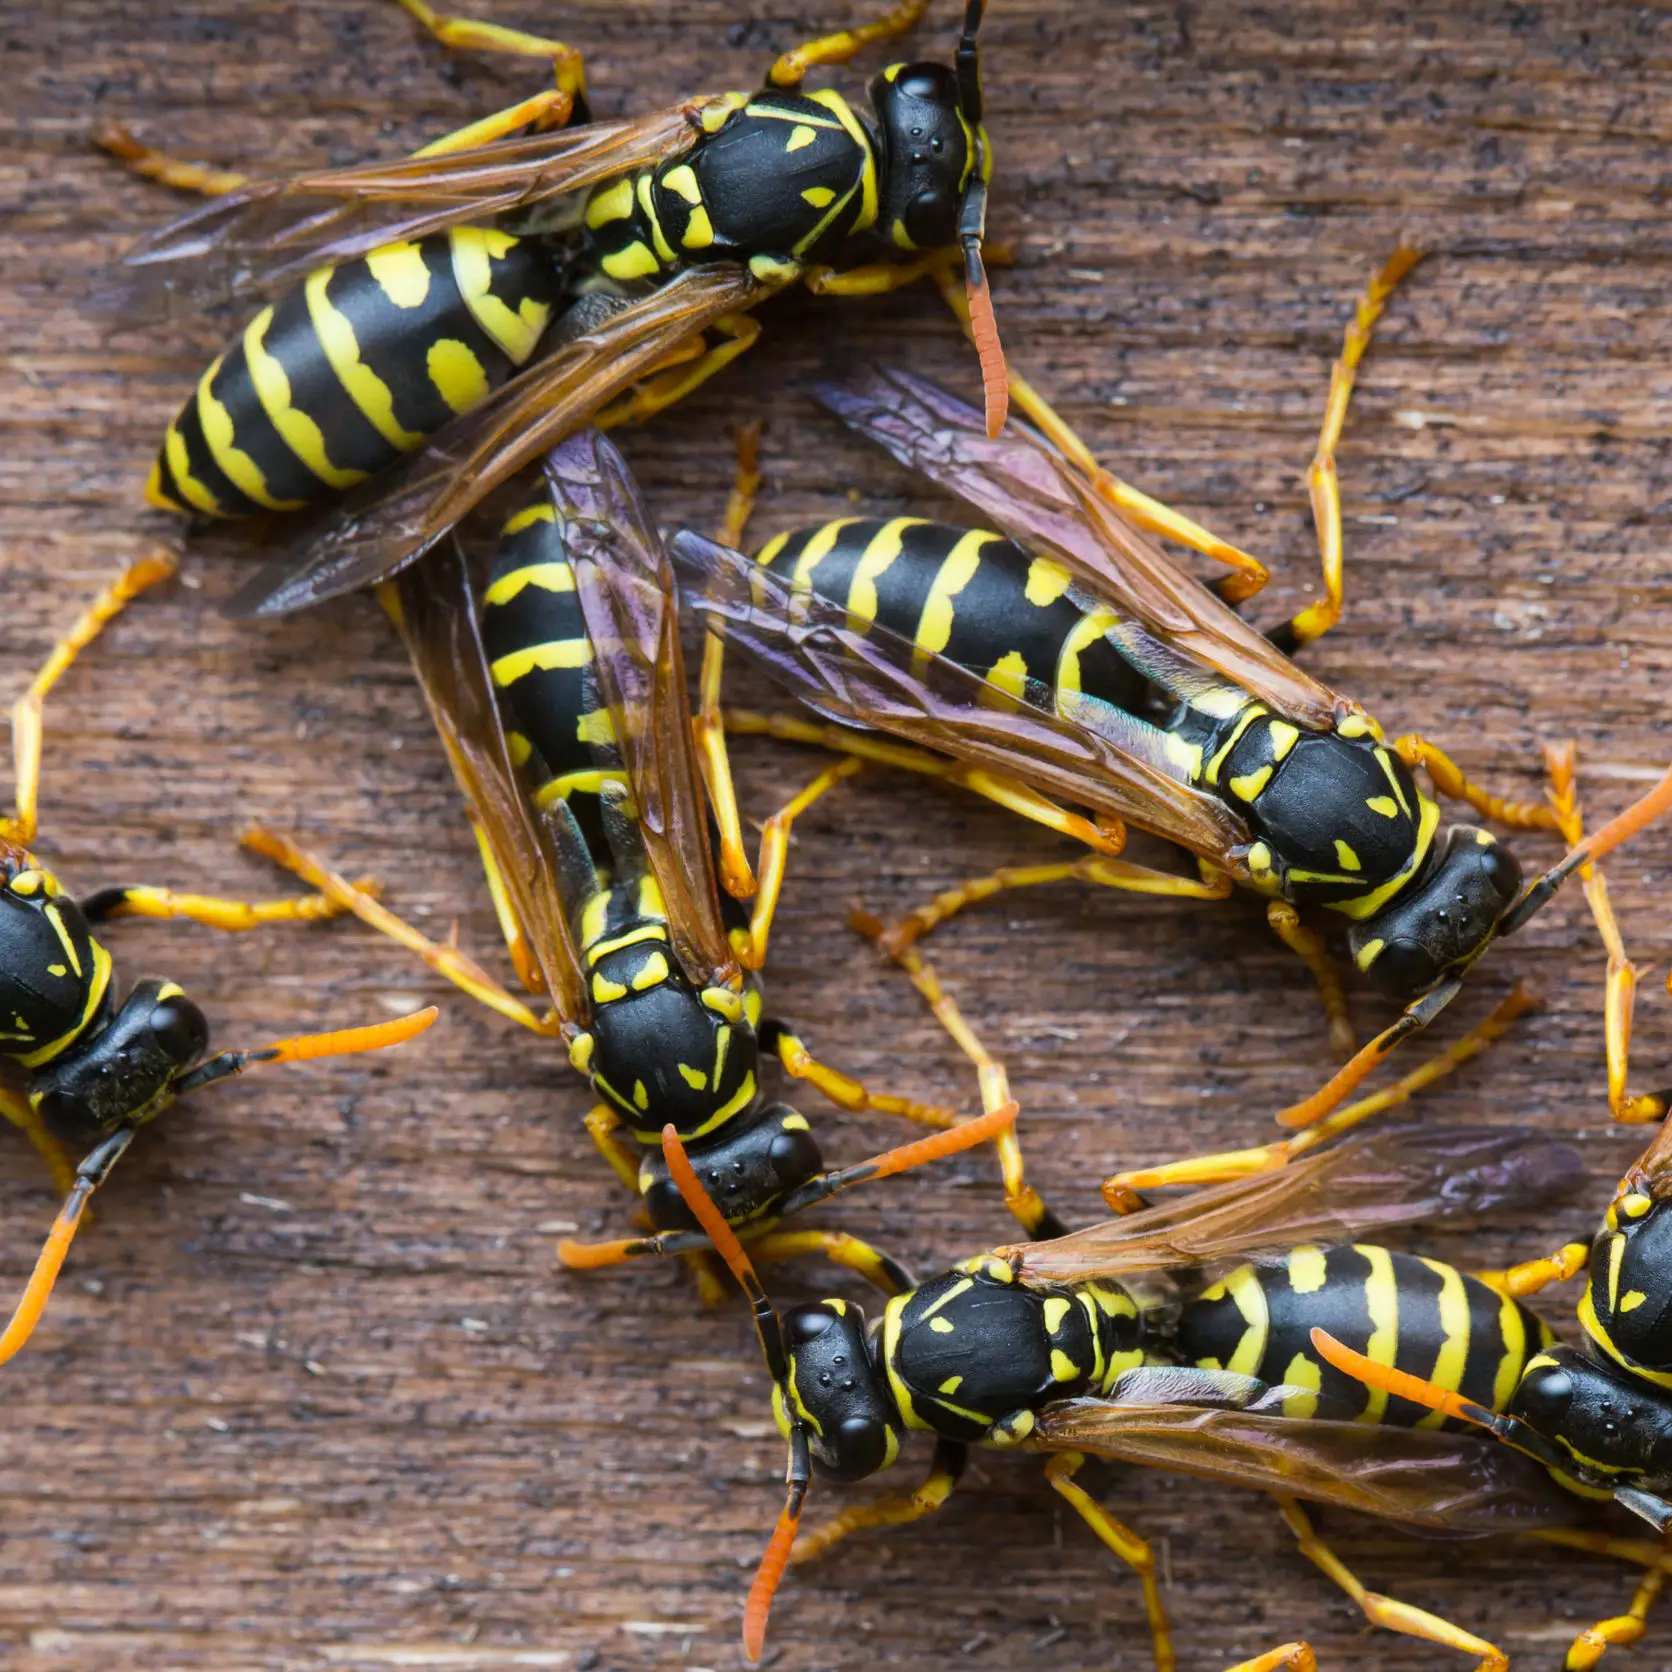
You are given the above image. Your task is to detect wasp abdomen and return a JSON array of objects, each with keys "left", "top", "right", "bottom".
[
  {"left": 149, "top": 227, "right": 561, "bottom": 518},
  {"left": 759, "top": 517, "right": 1149, "bottom": 718},
  {"left": 1177, "top": 1244, "right": 1551, "bottom": 1428}
]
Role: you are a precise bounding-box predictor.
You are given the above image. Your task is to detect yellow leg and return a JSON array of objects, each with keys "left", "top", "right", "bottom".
[
  {"left": 1285, "top": 247, "right": 1427, "bottom": 649},
  {"left": 877, "top": 853, "right": 1233, "bottom": 957},
  {"left": 391, "top": 0, "right": 585, "bottom": 100},
  {"left": 734, "top": 757, "right": 865, "bottom": 970},
  {"left": 1564, "top": 1560, "right": 1667, "bottom": 1671},
  {"left": 92, "top": 124, "right": 249, "bottom": 195},
  {"left": 4, "top": 549, "right": 176, "bottom": 849},
  {"left": 1545, "top": 740, "right": 1667, "bottom": 1123},
  {"left": 1102, "top": 983, "right": 1533, "bottom": 1205},
  {"left": 1475, "top": 1240, "right": 1590, "bottom": 1301},
  {"left": 720, "top": 706, "right": 1130, "bottom": 859},
  {"left": 1276, "top": 1495, "right": 1504, "bottom": 1671},
  {"left": 594, "top": 313, "right": 764, "bottom": 432},
  {"left": 772, "top": 1032, "right": 955, "bottom": 1129},
  {"left": 0, "top": 1085, "right": 77, "bottom": 1198},
  {"left": 850, "top": 909, "right": 1058, "bottom": 1237},
  {"left": 1265, "top": 899, "right": 1355, "bottom": 1057},
  {"left": 242, "top": 825, "right": 560, "bottom": 1037},
  {"left": 1223, "top": 1650, "right": 1315, "bottom": 1672},
  {"left": 767, "top": 0, "right": 931, "bottom": 88},
  {"left": 745, "top": 1228, "right": 912, "bottom": 1296},
  {"left": 582, "top": 1103, "right": 642, "bottom": 1196},
  {"left": 791, "top": 1438, "right": 964, "bottom": 1564},
  {"left": 1045, "top": 1452, "right": 1174, "bottom": 1672},
  {"left": 92, "top": 881, "right": 373, "bottom": 932},
  {"left": 928, "top": 258, "right": 1271, "bottom": 601},
  {"left": 1393, "top": 733, "right": 1561, "bottom": 832}
]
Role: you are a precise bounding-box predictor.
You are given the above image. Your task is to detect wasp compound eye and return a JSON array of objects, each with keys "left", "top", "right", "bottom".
[
  {"left": 1515, "top": 1361, "right": 1575, "bottom": 1428},
  {"left": 149, "top": 996, "right": 210, "bottom": 1066},
  {"left": 1350, "top": 827, "right": 1524, "bottom": 999}
]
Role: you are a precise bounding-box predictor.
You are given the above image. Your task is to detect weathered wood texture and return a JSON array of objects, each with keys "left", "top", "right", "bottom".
[{"left": 4, "top": 3, "right": 1672, "bottom": 1669}]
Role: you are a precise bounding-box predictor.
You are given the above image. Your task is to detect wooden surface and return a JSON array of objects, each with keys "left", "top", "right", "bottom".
[{"left": 5, "top": 3, "right": 1672, "bottom": 1669}]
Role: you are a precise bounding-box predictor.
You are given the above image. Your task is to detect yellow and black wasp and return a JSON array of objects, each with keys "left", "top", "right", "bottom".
[
  {"left": 0, "top": 556, "right": 434, "bottom": 1364},
  {"left": 660, "top": 1115, "right": 1672, "bottom": 1672},
  {"left": 108, "top": 0, "right": 1008, "bottom": 616},
  {"left": 668, "top": 279, "right": 1672, "bottom": 1178},
  {"left": 239, "top": 425, "right": 1040, "bottom": 1297}
]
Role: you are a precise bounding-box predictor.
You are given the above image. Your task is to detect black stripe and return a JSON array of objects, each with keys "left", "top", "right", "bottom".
[
  {"left": 204, "top": 336, "right": 337, "bottom": 506},
  {"left": 1262, "top": 1247, "right": 1376, "bottom": 1420},
  {"left": 166, "top": 397, "right": 263, "bottom": 517},
  {"left": 1385, "top": 1252, "right": 1449, "bottom": 1428},
  {"left": 868, "top": 520, "right": 961, "bottom": 643}
]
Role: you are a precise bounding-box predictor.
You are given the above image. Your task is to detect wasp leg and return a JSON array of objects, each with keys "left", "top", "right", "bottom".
[
  {"left": 1101, "top": 984, "right": 1532, "bottom": 1208},
  {"left": 804, "top": 247, "right": 964, "bottom": 298},
  {"left": 721, "top": 706, "right": 1131, "bottom": 859},
  {"left": 1223, "top": 1649, "right": 1315, "bottom": 1672},
  {"left": 242, "top": 826, "right": 561, "bottom": 1037},
  {"left": 594, "top": 313, "right": 765, "bottom": 432},
  {"left": 928, "top": 260, "right": 1271, "bottom": 604},
  {"left": 1265, "top": 899, "right": 1355, "bottom": 1057},
  {"left": 1474, "top": 1239, "right": 1590, "bottom": 1301},
  {"left": 0, "top": 1084, "right": 76, "bottom": 1198},
  {"left": 767, "top": 1025, "right": 956, "bottom": 1130},
  {"left": 464, "top": 811, "right": 546, "bottom": 997},
  {"left": 92, "top": 124, "right": 251, "bottom": 195},
  {"left": 850, "top": 909, "right": 1063, "bottom": 1238},
  {"left": 1274, "top": 246, "right": 1426, "bottom": 651},
  {"left": 696, "top": 426, "right": 765, "bottom": 900},
  {"left": 734, "top": 757, "right": 865, "bottom": 971},
  {"left": 1545, "top": 741, "right": 1668, "bottom": 1124},
  {"left": 766, "top": 0, "right": 932, "bottom": 88},
  {"left": 1045, "top": 1452, "right": 1174, "bottom": 1672},
  {"left": 745, "top": 1228, "right": 914, "bottom": 1296},
  {"left": 82, "top": 879, "right": 374, "bottom": 932},
  {"left": 4, "top": 549, "right": 176, "bottom": 850},
  {"left": 791, "top": 1437, "right": 965, "bottom": 1562},
  {"left": 878, "top": 853, "right": 1233, "bottom": 957},
  {"left": 391, "top": 0, "right": 585, "bottom": 98},
  {"left": 1563, "top": 1561, "right": 1667, "bottom": 1672},
  {"left": 1277, "top": 1496, "right": 1505, "bottom": 1670},
  {"left": 1391, "top": 733, "right": 1561, "bottom": 832}
]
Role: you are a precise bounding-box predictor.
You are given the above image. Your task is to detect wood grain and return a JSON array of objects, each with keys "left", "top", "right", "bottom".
[{"left": 3, "top": 3, "right": 1672, "bottom": 1670}]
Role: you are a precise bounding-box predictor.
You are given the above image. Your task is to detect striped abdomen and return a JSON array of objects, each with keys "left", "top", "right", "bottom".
[
  {"left": 757, "top": 517, "right": 1149, "bottom": 719},
  {"left": 150, "top": 227, "right": 561, "bottom": 517},
  {"left": 1176, "top": 1243, "right": 1552, "bottom": 1428},
  {"left": 480, "top": 487, "right": 619, "bottom": 854}
]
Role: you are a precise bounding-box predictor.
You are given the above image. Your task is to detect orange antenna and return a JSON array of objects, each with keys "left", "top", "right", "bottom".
[
  {"left": 0, "top": 1128, "right": 134, "bottom": 1367},
  {"left": 1308, "top": 1327, "right": 1498, "bottom": 1431},
  {"left": 175, "top": 1006, "right": 437, "bottom": 1095},
  {"left": 744, "top": 1449, "right": 810, "bottom": 1666}
]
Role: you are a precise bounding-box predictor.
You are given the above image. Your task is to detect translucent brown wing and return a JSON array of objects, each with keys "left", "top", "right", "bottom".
[
  {"left": 669, "top": 528, "right": 1252, "bottom": 870},
  {"left": 815, "top": 367, "right": 1361, "bottom": 734},
  {"left": 228, "top": 263, "right": 775, "bottom": 619},
  {"left": 535, "top": 431, "right": 737, "bottom": 988},
  {"left": 1032, "top": 1387, "right": 1580, "bottom": 1534},
  {"left": 118, "top": 100, "right": 716, "bottom": 311},
  {"left": 1002, "top": 1126, "right": 1586, "bottom": 1284},
  {"left": 390, "top": 544, "right": 589, "bottom": 1024}
]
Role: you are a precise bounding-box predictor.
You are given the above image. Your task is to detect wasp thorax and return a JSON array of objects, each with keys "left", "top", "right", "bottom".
[
  {"left": 1587, "top": 1199, "right": 1672, "bottom": 1375},
  {"left": 0, "top": 867, "right": 105, "bottom": 1064},
  {"left": 31, "top": 978, "right": 208, "bottom": 1137},
  {"left": 784, "top": 1300, "right": 901, "bottom": 1481},
  {"left": 869, "top": 62, "right": 974, "bottom": 251},
  {"left": 637, "top": 1102, "right": 823, "bottom": 1232},
  {"left": 1349, "top": 826, "right": 1523, "bottom": 998}
]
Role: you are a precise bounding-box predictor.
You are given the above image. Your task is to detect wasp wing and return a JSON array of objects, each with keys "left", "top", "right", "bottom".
[
  {"left": 1003, "top": 1126, "right": 1586, "bottom": 1284},
  {"left": 118, "top": 100, "right": 715, "bottom": 310},
  {"left": 670, "top": 527, "right": 1251, "bottom": 869},
  {"left": 816, "top": 367, "right": 1358, "bottom": 734},
  {"left": 390, "top": 543, "right": 589, "bottom": 1024},
  {"left": 536, "top": 431, "right": 737, "bottom": 988},
  {"left": 1033, "top": 1383, "right": 1580, "bottom": 1534},
  {"left": 227, "top": 263, "right": 774, "bottom": 618}
]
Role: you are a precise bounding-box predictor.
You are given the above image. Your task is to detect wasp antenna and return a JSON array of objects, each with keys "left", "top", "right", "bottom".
[
  {"left": 172, "top": 1006, "right": 438, "bottom": 1096},
  {"left": 955, "top": 0, "right": 984, "bottom": 123},
  {"left": 743, "top": 1425, "right": 811, "bottom": 1665},
  {"left": 0, "top": 1127, "right": 135, "bottom": 1367},
  {"left": 1308, "top": 1327, "right": 1503, "bottom": 1433},
  {"left": 964, "top": 241, "right": 1008, "bottom": 439}
]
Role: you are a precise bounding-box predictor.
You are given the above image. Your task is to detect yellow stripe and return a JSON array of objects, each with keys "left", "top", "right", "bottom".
[
  {"left": 305, "top": 267, "right": 426, "bottom": 451},
  {"left": 163, "top": 422, "right": 224, "bottom": 515},
  {"left": 575, "top": 706, "right": 616, "bottom": 746},
  {"left": 1330, "top": 795, "right": 1441, "bottom": 922},
  {"left": 1358, "top": 1244, "right": 1399, "bottom": 1424},
  {"left": 534, "top": 768, "right": 628, "bottom": 810},
  {"left": 912, "top": 528, "right": 995, "bottom": 672},
  {"left": 601, "top": 240, "right": 661, "bottom": 283},
  {"left": 633, "top": 1069, "right": 757, "bottom": 1144},
  {"left": 502, "top": 502, "right": 557, "bottom": 536},
  {"left": 790, "top": 518, "right": 862, "bottom": 590},
  {"left": 585, "top": 175, "right": 636, "bottom": 229},
  {"left": 490, "top": 638, "right": 591, "bottom": 684},
  {"left": 450, "top": 226, "right": 551, "bottom": 365},
  {"left": 882, "top": 1295, "right": 928, "bottom": 1431},
  {"left": 196, "top": 354, "right": 303, "bottom": 511},
  {"left": 1286, "top": 1246, "right": 1328, "bottom": 1294},
  {"left": 807, "top": 89, "right": 877, "bottom": 233},
  {"left": 1416, "top": 1258, "right": 1472, "bottom": 1430},
  {"left": 586, "top": 923, "right": 668, "bottom": 963},
  {"left": 1056, "top": 606, "right": 1120, "bottom": 701},
  {"left": 1280, "top": 1352, "right": 1322, "bottom": 1419},
  {"left": 483, "top": 560, "right": 574, "bottom": 608},
  {"left": 242, "top": 305, "right": 365, "bottom": 490},
  {"left": 1491, "top": 1290, "right": 1529, "bottom": 1411},
  {"left": 1375, "top": 748, "right": 1413, "bottom": 818},
  {"left": 364, "top": 241, "right": 431, "bottom": 308},
  {"left": 636, "top": 172, "right": 675, "bottom": 266},
  {"left": 849, "top": 517, "right": 927, "bottom": 627},
  {"left": 1196, "top": 1266, "right": 1267, "bottom": 1377},
  {"left": 18, "top": 939, "right": 112, "bottom": 1069},
  {"left": 1204, "top": 705, "right": 1268, "bottom": 789}
]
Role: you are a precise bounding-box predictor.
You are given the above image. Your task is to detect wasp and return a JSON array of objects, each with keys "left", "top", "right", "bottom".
[
  {"left": 0, "top": 555, "right": 435, "bottom": 1364},
  {"left": 238, "top": 425, "right": 1046, "bottom": 1302},
  {"left": 105, "top": 0, "right": 1007, "bottom": 618},
  {"left": 669, "top": 255, "right": 1672, "bottom": 1177},
  {"left": 659, "top": 1110, "right": 1672, "bottom": 1672}
]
